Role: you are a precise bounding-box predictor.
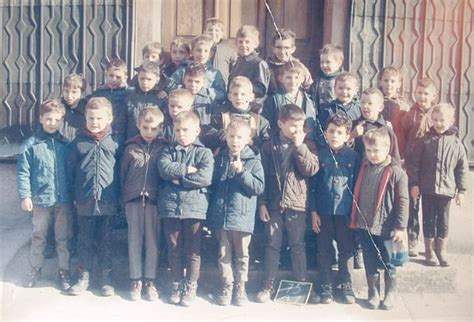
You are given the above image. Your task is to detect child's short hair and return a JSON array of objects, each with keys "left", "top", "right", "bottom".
[
  {"left": 191, "top": 35, "right": 213, "bottom": 49},
  {"left": 279, "top": 61, "right": 305, "bottom": 77},
  {"left": 416, "top": 77, "right": 437, "bottom": 90},
  {"left": 174, "top": 110, "right": 200, "bottom": 126},
  {"left": 363, "top": 127, "right": 391, "bottom": 148},
  {"left": 431, "top": 103, "right": 455, "bottom": 119},
  {"left": 205, "top": 17, "right": 225, "bottom": 32},
  {"left": 361, "top": 87, "right": 384, "bottom": 102},
  {"left": 271, "top": 28, "right": 296, "bottom": 47},
  {"left": 326, "top": 112, "right": 352, "bottom": 134},
  {"left": 228, "top": 76, "right": 253, "bottom": 92},
  {"left": 136, "top": 61, "right": 160, "bottom": 77},
  {"left": 85, "top": 97, "right": 113, "bottom": 116},
  {"left": 319, "top": 44, "right": 344, "bottom": 61},
  {"left": 226, "top": 119, "right": 252, "bottom": 136},
  {"left": 142, "top": 41, "right": 162, "bottom": 57},
  {"left": 278, "top": 104, "right": 306, "bottom": 123},
  {"left": 63, "top": 73, "right": 87, "bottom": 93},
  {"left": 106, "top": 58, "right": 128, "bottom": 74},
  {"left": 138, "top": 106, "right": 164, "bottom": 125},
  {"left": 169, "top": 88, "right": 194, "bottom": 102},
  {"left": 184, "top": 63, "right": 206, "bottom": 79},
  {"left": 170, "top": 37, "right": 191, "bottom": 54},
  {"left": 379, "top": 66, "right": 402, "bottom": 81},
  {"left": 335, "top": 72, "right": 359, "bottom": 86},
  {"left": 235, "top": 25, "right": 259, "bottom": 42},
  {"left": 40, "top": 99, "right": 66, "bottom": 117}
]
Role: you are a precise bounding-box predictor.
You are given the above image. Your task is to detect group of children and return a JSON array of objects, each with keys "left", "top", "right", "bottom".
[{"left": 16, "top": 17, "right": 469, "bottom": 311}]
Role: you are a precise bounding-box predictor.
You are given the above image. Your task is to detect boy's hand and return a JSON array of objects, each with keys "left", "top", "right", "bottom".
[
  {"left": 392, "top": 229, "right": 405, "bottom": 243},
  {"left": 259, "top": 204, "right": 270, "bottom": 222},
  {"left": 293, "top": 129, "right": 306, "bottom": 147},
  {"left": 21, "top": 198, "right": 33, "bottom": 212},
  {"left": 351, "top": 121, "right": 365, "bottom": 139},
  {"left": 158, "top": 90, "right": 168, "bottom": 99},
  {"left": 311, "top": 211, "right": 321, "bottom": 233},
  {"left": 230, "top": 155, "right": 243, "bottom": 173},
  {"left": 455, "top": 192, "right": 464, "bottom": 206},
  {"left": 410, "top": 186, "right": 420, "bottom": 201},
  {"left": 187, "top": 166, "right": 198, "bottom": 174}
]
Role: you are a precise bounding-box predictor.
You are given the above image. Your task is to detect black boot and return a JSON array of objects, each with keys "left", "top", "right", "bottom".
[
  {"left": 381, "top": 271, "right": 396, "bottom": 310},
  {"left": 58, "top": 269, "right": 71, "bottom": 291},
  {"left": 24, "top": 267, "right": 41, "bottom": 288},
  {"left": 339, "top": 281, "right": 355, "bottom": 304},
  {"left": 366, "top": 273, "right": 380, "bottom": 309},
  {"left": 66, "top": 270, "right": 89, "bottom": 295},
  {"left": 319, "top": 283, "right": 333, "bottom": 304},
  {"left": 100, "top": 269, "right": 115, "bottom": 297}
]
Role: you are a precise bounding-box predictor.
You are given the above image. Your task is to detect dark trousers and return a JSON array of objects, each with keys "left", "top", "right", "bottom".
[
  {"left": 30, "top": 204, "right": 72, "bottom": 270},
  {"left": 359, "top": 230, "right": 395, "bottom": 276},
  {"left": 407, "top": 196, "right": 420, "bottom": 241},
  {"left": 264, "top": 209, "right": 307, "bottom": 281},
  {"left": 317, "top": 216, "right": 353, "bottom": 285},
  {"left": 125, "top": 201, "right": 160, "bottom": 279},
  {"left": 422, "top": 194, "right": 451, "bottom": 239},
  {"left": 163, "top": 218, "right": 202, "bottom": 283},
  {"left": 77, "top": 216, "right": 113, "bottom": 272}
]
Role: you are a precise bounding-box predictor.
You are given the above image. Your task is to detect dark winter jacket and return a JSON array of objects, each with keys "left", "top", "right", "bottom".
[
  {"left": 309, "top": 145, "right": 360, "bottom": 216},
  {"left": 258, "top": 134, "right": 319, "bottom": 213},
  {"left": 210, "top": 40, "right": 238, "bottom": 86},
  {"left": 406, "top": 127, "right": 469, "bottom": 198},
  {"left": 399, "top": 103, "right": 433, "bottom": 159},
  {"left": 350, "top": 159, "right": 409, "bottom": 239},
  {"left": 120, "top": 135, "right": 165, "bottom": 204},
  {"left": 267, "top": 56, "right": 313, "bottom": 95},
  {"left": 207, "top": 146, "right": 265, "bottom": 233},
  {"left": 309, "top": 69, "right": 343, "bottom": 114},
  {"left": 162, "top": 116, "right": 217, "bottom": 149},
  {"left": 157, "top": 140, "right": 214, "bottom": 220},
  {"left": 17, "top": 130, "right": 71, "bottom": 207},
  {"left": 382, "top": 95, "right": 410, "bottom": 152},
  {"left": 59, "top": 97, "right": 87, "bottom": 141},
  {"left": 192, "top": 86, "right": 217, "bottom": 126}
]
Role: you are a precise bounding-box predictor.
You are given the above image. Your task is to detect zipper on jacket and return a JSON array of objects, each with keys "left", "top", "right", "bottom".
[
  {"left": 141, "top": 142, "right": 151, "bottom": 207},
  {"left": 52, "top": 138, "right": 60, "bottom": 202}
]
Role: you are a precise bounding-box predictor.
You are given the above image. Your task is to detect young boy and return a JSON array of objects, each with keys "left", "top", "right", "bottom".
[
  {"left": 166, "top": 35, "right": 226, "bottom": 102},
  {"left": 204, "top": 17, "right": 238, "bottom": 86},
  {"left": 60, "top": 73, "right": 88, "bottom": 141},
  {"left": 263, "top": 61, "right": 316, "bottom": 137},
  {"left": 160, "top": 37, "right": 191, "bottom": 92},
  {"left": 407, "top": 103, "right": 468, "bottom": 267},
  {"left": 157, "top": 111, "right": 214, "bottom": 306},
  {"left": 256, "top": 104, "right": 319, "bottom": 303},
  {"left": 350, "top": 127, "right": 409, "bottom": 310},
  {"left": 400, "top": 77, "right": 438, "bottom": 256},
  {"left": 125, "top": 61, "right": 166, "bottom": 139},
  {"left": 210, "top": 76, "right": 270, "bottom": 151},
  {"left": 17, "top": 99, "right": 72, "bottom": 291},
  {"left": 66, "top": 97, "right": 120, "bottom": 297},
  {"left": 208, "top": 120, "right": 265, "bottom": 306},
  {"left": 90, "top": 58, "right": 130, "bottom": 153},
  {"left": 310, "top": 113, "right": 360, "bottom": 304},
  {"left": 267, "top": 29, "right": 313, "bottom": 95},
  {"left": 316, "top": 72, "right": 361, "bottom": 150},
  {"left": 351, "top": 87, "right": 400, "bottom": 161},
  {"left": 310, "top": 44, "right": 345, "bottom": 114},
  {"left": 228, "top": 25, "right": 271, "bottom": 112},
  {"left": 120, "top": 107, "right": 165, "bottom": 301},
  {"left": 129, "top": 41, "right": 166, "bottom": 89}
]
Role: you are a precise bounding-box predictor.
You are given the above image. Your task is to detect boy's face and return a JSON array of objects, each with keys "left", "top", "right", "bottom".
[
  {"left": 170, "top": 45, "right": 189, "bottom": 65},
  {"left": 360, "top": 93, "right": 384, "bottom": 121},
  {"left": 236, "top": 36, "right": 258, "bottom": 57},
  {"left": 62, "top": 86, "right": 82, "bottom": 107},
  {"left": 380, "top": 74, "right": 401, "bottom": 98},
  {"left": 175, "top": 119, "right": 200, "bottom": 147},
  {"left": 143, "top": 51, "right": 161, "bottom": 63},
  {"left": 278, "top": 118, "right": 305, "bottom": 141},
  {"left": 431, "top": 110, "right": 454, "bottom": 135},
  {"left": 138, "top": 71, "right": 159, "bottom": 92},
  {"left": 320, "top": 53, "right": 342, "bottom": 75},
  {"left": 279, "top": 70, "right": 303, "bottom": 94},
  {"left": 192, "top": 42, "right": 212, "bottom": 65},
  {"left": 415, "top": 85, "right": 437, "bottom": 109},
  {"left": 335, "top": 79, "right": 358, "bottom": 104},
  {"left": 139, "top": 119, "right": 163, "bottom": 143},
  {"left": 365, "top": 142, "right": 390, "bottom": 165},
  {"left": 106, "top": 67, "right": 127, "bottom": 89},
  {"left": 226, "top": 126, "right": 251, "bottom": 155},
  {"left": 168, "top": 96, "right": 193, "bottom": 121},
  {"left": 272, "top": 38, "right": 295, "bottom": 63},
  {"left": 39, "top": 111, "right": 64, "bottom": 134},
  {"left": 228, "top": 86, "right": 254, "bottom": 111},
  {"left": 205, "top": 24, "right": 224, "bottom": 44},
  {"left": 85, "top": 108, "right": 113, "bottom": 133},
  {"left": 183, "top": 75, "right": 205, "bottom": 95},
  {"left": 325, "top": 123, "right": 350, "bottom": 151}
]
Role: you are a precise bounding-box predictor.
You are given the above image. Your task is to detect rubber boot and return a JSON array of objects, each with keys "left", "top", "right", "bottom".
[
  {"left": 381, "top": 271, "right": 397, "bottom": 310},
  {"left": 424, "top": 238, "right": 438, "bottom": 266},
  {"left": 366, "top": 273, "right": 380, "bottom": 309},
  {"left": 434, "top": 237, "right": 450, "bottom": 267}
]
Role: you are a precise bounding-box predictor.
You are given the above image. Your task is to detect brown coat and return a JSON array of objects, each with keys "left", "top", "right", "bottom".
[{"left": 258, "top": 135, "right": 319, "bottom": 213}]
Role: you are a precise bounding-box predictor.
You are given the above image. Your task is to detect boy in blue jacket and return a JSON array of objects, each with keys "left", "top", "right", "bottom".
[
  {"left": 310, "top": 113, "right": 360, "bottom": 304},
  {"left": 208, "top": 119, "right": 265, "bottom": 306},
  {"left": 157, "top": 111, "right": 214, "bottom": 307},
  {"left": 17, "top": 99, "right": 72, "bottom": 291},
  {"left": 65, "top": 97, "right": 120, "bottom": 297}
]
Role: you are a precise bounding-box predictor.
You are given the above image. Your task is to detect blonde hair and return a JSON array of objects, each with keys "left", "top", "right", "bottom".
[
  {"left": 228, "top": 76, "right": 253, "bottom": 93},
  {"left": 169, "top": 88, "right": 194, "bottom": 102},
  {"left": 142, "top": 41, "right": 162, "bottom": 57},
  {"left": 319, "top": 44, "right": 344, "bottom": 62},
  {"left": 85, "top": 97, "right": 113, "bottom": 116},
  {"left": 40, "top": 99, "right": 65, "bottom": 117},
  {"left": 191, "top": 35, "right": 213, "bottom": 49},
  {"left": 106, "top": 58, "right": 128, "bottom": 75},
  {"left": 236, "top": 25, "right": 259, "bottom": 42},
  {"left": 335, "top": 72, "right": 359, "bottom": 86},
  {"left": 432, "top": 103, "right": 455, "bottom": 119},
  {"left": 361, "top": 87, "right": 384, "bottom": 102},
  {"left": 363, "top": 127, "right": 391, "bottom": 148},
  {"left": 174, "top": 111, "right": 200, "bottom": 126},
  {"left": 63, "top": 73, "right": 87, "bottom": 93},
  {"left": 379, "top": 66, "right": 402, "bottom": 81},
  {"left": 205, "top": 17, "right": 225, "bottom": 32},
  {"left": 170, "top": 37, "right": 191, "bottom": 54},
  {"left": 138, "top": 107, "right": 164, "bottom": 125}
]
